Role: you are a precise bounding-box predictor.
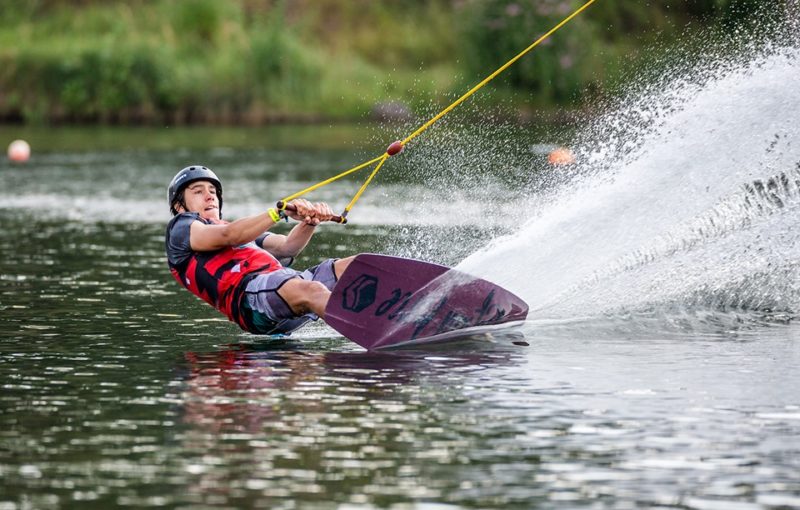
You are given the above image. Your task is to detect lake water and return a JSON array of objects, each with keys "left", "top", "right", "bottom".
[{"left": 2, "top": 44, "right": 800, "bottom": 509}]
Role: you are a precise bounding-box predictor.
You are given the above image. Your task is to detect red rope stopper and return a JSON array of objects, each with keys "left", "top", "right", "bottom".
[{"left": 386, "top": 141, "right": 404, "bottom": 156}]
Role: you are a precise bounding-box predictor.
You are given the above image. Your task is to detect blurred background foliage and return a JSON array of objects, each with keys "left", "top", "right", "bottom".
[{"left": 0, "top": 0, "right": 788, "bottom": 125}]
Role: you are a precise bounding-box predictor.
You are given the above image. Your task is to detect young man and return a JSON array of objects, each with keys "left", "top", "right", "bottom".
[{"left": 165, "top": 165, "right": 354, "bottom": 335}]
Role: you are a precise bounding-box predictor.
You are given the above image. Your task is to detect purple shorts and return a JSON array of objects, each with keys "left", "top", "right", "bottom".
[{"left": 243, "top": 259, "right": 338, "bottom": 334}]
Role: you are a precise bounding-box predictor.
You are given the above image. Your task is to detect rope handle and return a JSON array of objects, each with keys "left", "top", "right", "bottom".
[{"left": 276, "top": 201, "right": 348, "bottom": 224}]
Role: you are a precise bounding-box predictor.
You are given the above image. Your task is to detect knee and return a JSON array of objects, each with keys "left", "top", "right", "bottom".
[
  {"left": 300, "top": 281, "right": 329, "bottom": 303},
  {"left": 333, "top": 256, "right": 356, "bottom": 279},
  {"left": 282, "top": 280, "right": 330, "bottom": 315}
]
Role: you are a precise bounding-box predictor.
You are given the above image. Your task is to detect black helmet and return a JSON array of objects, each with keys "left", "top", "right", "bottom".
[{"left": 168, "top": 165, "right": 223, "bottom": 216}]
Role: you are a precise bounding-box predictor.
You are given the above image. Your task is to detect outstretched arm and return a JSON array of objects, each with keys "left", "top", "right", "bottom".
[
  {"left": 189, "top": 199, "right": 330, "bottom": 252},
  {"left": 259, "top": 201, "right": 336, "bottom": 259},
  {"left": 189, "top": 210, "right": 279, "bottom": 251},
  {"left": 259, "top": 223, "right": 315, "bottom": 259}
]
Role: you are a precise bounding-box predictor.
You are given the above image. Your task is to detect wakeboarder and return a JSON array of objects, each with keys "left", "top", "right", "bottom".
[{"left": 165, "top": 165, "right": 355, "bottom": 335}]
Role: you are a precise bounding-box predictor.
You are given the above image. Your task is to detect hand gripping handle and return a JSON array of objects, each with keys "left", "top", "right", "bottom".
[{"left": 276, "top": 201, "right": 347, "bottom": 224}]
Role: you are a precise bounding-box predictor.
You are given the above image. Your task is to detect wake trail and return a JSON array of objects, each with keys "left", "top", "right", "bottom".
[{"left": 458, "top": 37, "right": 800, "bottom": 322}]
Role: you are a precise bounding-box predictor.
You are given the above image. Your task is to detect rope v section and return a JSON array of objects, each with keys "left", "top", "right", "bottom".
[{"left": 277, "top": 0, "right": 596, "bottom": 224}]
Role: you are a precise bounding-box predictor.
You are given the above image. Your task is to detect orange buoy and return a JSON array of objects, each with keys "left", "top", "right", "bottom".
[
  {"left": 8, "top": 139, "right": 31, "bottom": 163},
  {"left": 547, "top": 147, "right": 575, "bottom": 166}
]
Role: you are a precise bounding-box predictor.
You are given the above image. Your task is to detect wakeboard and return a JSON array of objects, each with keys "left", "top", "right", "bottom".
[{"left": 325, "top": 254, "right": 529, "bottom": 350}]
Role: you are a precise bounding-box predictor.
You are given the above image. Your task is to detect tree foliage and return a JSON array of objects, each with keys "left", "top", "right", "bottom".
[{"left": 0, "top": 0, "right": 789, "bottom": 124}]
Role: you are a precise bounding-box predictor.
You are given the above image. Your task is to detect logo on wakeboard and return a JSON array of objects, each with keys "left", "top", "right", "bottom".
[{"left": 341, "top": 274, "right": 378, "bottom": 313}]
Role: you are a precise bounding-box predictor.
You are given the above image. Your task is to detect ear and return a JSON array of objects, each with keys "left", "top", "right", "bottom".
[{"left": 172, "top": 199, "right": 186, "bottom": 214}]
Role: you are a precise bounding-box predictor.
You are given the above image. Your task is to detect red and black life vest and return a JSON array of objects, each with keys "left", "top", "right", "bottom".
[{"left": 170, "top": 243, "right": 281, "bottom": 332}]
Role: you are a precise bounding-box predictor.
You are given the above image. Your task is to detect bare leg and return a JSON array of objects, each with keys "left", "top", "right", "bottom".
[
  {"left": 277, "top": 279, "right": 331, "bottom": 318},
  {"left": 333, "top": 256, "right": 356, "bottom": 280},
  {"left": 277, "top": 255, "right": 358, "bottom": 319}
]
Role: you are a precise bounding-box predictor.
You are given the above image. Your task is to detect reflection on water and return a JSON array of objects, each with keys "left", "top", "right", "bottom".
[{"left": 171, "top": 345, "right": 529, "bottom": 507}]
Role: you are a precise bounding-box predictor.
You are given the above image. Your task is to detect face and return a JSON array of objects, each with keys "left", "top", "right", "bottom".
[{"left": 178, "top": 180, "right": 220, "bottom": 221}]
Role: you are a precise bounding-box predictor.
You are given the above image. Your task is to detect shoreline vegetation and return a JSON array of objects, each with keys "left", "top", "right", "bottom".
[{"left": 0, "top": 0, "right": 779, "bottom": 126}]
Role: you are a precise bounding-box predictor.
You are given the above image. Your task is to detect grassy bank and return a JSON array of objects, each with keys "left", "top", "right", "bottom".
[{"left": 0, "top": 0, "right": 778, "bottom": 125}]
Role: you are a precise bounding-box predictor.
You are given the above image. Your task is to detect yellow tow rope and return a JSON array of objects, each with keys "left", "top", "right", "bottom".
[{"left": 278, "top": 0, "right": 596, "bottom": 223}]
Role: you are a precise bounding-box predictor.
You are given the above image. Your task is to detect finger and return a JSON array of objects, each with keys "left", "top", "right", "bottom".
[
  {"left": 292, "top": 199, "right": 312, "bottom": 215},
  {"left": 315, "top": 202, "right": 333, "bottom": 218}
]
